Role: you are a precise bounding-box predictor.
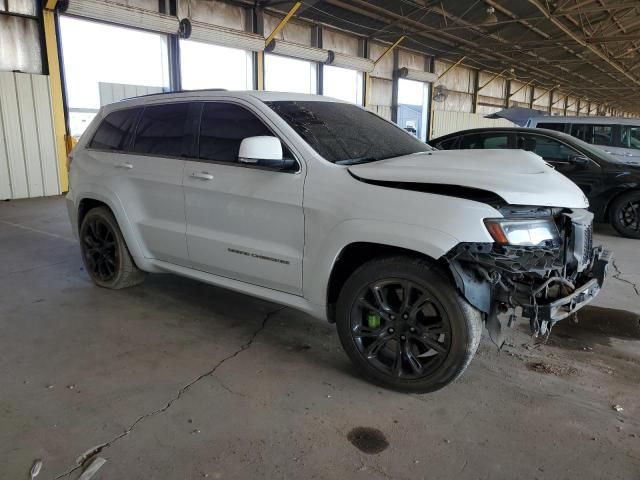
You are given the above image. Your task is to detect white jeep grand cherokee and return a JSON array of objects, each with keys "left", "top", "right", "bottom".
[{"left": 67, "top": 91, "right": 611, "bottom": 393}]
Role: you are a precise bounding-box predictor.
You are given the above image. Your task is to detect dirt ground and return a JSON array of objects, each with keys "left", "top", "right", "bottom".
[{"left": 1, "top": 196, "right": 638, "bottom": 480}]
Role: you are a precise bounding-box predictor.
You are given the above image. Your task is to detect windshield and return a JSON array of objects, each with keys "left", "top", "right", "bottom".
[{"left": 266, "top": 100, "right": 433, "bottom": 164}]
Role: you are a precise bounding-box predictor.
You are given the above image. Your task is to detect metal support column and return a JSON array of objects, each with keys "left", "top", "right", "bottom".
[
  {"left": 167, "top": 35, "right": 181, "bottom": 91},
  {"left": 391, "top": 49, "right": 399, "bottom": 123},
  {"left": 248, "top": 6, "right": 264, "bottom": 90},
  {"left": 312, "top": 25, "right": 323, "bottom": 95}
]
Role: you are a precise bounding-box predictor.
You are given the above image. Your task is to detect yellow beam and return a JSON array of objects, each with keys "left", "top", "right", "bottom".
[
  {"left": 552, "top": 91, "right": 571, "bottom": 106},
  {"left": 374, "top": 36, "right": 405, "bottom": 66},
  {"left": 532, "top": 84, "right": 558, "bottom": 103},
  {"left": 45, "top": 0, "right": 58, "bottom": 10},
  {"left": 508, "top": 79, "right": 533, "bottom": 98},
  {"left": 477, "top": 69, "right": 507, "bottom": 92},
  {"left": 365, "top": 36, "right": 405, "bottom": 107},
  {"left": 256, "top": 52, "right": 264, "bottom": 91},
  {"left": 265, "top": 2, "right": 302, "bottom": 47},
  {"left": 437, "top": 56, "right": 466, "bottom": 81},
  {"left": 43, "top": 8, "right": 69, "bottom": 192}
]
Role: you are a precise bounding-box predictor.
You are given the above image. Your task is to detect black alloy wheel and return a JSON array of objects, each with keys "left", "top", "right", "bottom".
[
  {"left": 610, "top": 191, "right": 640, "bottom": 239},
  {"left": 79, "top": 207, "right": 145, "bottom": 289},
  {"left": 336, "top": 256, "right": 482, "bottom": 393},
  {"left": 350, "top": 279, "right": 451, "bottom": 379},
  {"left": 82, "top": 216, "right": 118, "bottom": 282}
]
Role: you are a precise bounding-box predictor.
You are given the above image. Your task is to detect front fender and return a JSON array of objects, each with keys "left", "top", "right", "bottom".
[{"left": 303, "top": 219, "right": 461, "bottom": 308}]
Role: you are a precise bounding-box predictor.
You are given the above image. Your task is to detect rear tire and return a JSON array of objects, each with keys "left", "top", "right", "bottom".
[
  {"left": 79, "top": 207, "right": 145, "bottom": 289},
  {"left": 609, "top": 191, "right": 640, "bottom": 239},
  {"left": 335, "top": 256, "right": 482, "bottom": 393}
]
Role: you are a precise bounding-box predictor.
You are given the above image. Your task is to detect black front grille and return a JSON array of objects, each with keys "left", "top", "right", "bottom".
[{"left": 584, "top": 224, "right": 593, "bottom": 264}]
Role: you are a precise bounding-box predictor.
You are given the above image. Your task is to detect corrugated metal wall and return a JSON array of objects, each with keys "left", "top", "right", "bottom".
[
  {"left": 0, "top": 72, "right": 60, "bottom": 200},
  {"left": 431, "top": 110, "right": 514, "bottom": 139}
]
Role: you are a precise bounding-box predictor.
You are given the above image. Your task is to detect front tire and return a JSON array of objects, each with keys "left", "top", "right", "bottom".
[
  {"left": 79, "top": 207, "right": 145, "bottom": 289},
  {"left": 610, "top": 191, "right": 640, "bottom": 239},
  {"left": 336, "top": 256, "right": 482, "bottom": 393}
]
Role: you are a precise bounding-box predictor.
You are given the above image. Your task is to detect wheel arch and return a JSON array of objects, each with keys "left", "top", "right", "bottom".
[
  {"left": 324, "top": 241, "right": 453, "bottom": 323},
  {"left": 74, "top": 189, "right": 147, "bottom": 264}
]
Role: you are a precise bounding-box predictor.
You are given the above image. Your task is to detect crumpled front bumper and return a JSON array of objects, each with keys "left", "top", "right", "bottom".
[{"left": 521, "top": 247, "right": 612, "bottom": 324}]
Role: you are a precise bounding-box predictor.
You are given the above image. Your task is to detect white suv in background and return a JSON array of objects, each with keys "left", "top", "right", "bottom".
[
  {"left": 526, "top": 116, "right": 640, "bottom": 164},
  {"left": 67, "top": 91, "right": 611, "bottom": 393}
]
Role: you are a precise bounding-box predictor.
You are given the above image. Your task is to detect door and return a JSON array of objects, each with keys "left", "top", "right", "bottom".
[
  {"left": 183, "top": 101, "right": 305, "bottom": 295},
  {"left": 84, "top": 105, "right": 188, "bottom": 265},
  {"left": 516, "top": 132, "right": 602, "bottom": 196}
]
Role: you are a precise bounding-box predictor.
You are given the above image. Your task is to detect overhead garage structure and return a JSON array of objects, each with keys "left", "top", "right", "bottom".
[
  {"left": 2, "top": 2, "right": 640, "bottom": 479},
  {"left": 2, "top": 0, "right": 640, "bottom": 199}
]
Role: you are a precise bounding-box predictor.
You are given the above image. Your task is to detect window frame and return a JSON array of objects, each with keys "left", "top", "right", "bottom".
[{"left": 192, "top": 100, "right": 302, "bottom": 174}]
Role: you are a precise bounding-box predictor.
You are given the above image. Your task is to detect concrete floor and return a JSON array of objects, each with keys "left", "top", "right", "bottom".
[{"left": 1, "top": 196, "right": 639, "bottom": 480}]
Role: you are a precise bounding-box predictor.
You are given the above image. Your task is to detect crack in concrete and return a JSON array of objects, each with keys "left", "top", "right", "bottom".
[
  {"left": 611, "top": 260, "right": 640, "bottom": 297},
  {"left": 52, "top": 305, "right": 286, "bottom": 480}
]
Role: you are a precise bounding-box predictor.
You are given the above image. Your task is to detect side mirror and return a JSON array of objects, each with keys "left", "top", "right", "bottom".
[
  {"left": 568, "top": 154, "right": 589, "bottom": 165},
  {"left": 239, "top": 136, "right": 287, "bottom": 169}
]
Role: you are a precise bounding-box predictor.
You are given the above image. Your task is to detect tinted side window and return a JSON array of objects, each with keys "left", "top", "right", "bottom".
[
  {"left": 621, "top": 126, "right": 640, "bottom": 150},
  {"left": 518, "top": 134, "right": 577, "bottom": 162},
  {"left": 133, "top": 103, "right": 190, "bottom": 156},
  {"left": 592, "top": 125, "right": 613, "bottom": 146},
  {"left": 460, "top": 133, "right": 509, "bottom": 149},
  {"left": 536, "top": 123, "right": 566, "bottom": 133},
  {"left": 89, "top": 108, "right": 140, "bottom": 151},
  {"left": 435, "top": 137, "right": 459, "bottom": 149},
  {"left": 199, "top": 103, "right": 272, "bottom": 163}
]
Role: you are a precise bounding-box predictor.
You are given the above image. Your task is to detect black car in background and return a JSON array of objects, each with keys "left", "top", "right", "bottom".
[{"left": 432, "top": 127, "right": 640, "bottom": 238}]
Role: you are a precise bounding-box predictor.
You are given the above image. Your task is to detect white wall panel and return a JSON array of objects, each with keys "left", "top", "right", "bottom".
[
  {"left": 16, "top": 74, "right": 44, "bottom": 197},
  {"left": 431, "top": 110, "right": 514, "bottom": 140},
  {"left": 0, "top": 72, "right": 60, "bottom": 200},
  {"left": 31, "top": 75, "right": 60, "bottom": 197},
  {"left": 264, "top": 13, "right": 311, "bottom": 45},
  {"left": 0, "top": 101, "right": 11, "bottom": 200},
  {"left": 398, "top": 49, "right": 425, "bottom": 70},
  {"left": 323, "top": 29, "right": 358, "bottom": 56},
  {"left": 181, "top": 0, "right": 245, "bottom": 30}
]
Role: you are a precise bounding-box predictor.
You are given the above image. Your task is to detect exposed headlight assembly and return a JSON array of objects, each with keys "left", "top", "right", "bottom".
[{"left": 484, "top": 218, "right": 560, "bottom": 247}]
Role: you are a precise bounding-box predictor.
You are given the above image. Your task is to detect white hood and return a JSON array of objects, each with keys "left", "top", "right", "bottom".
[{"left": 348, "top": 149, "right": 589, "bottom": 208}]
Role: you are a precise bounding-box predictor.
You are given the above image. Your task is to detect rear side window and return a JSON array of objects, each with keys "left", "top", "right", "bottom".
[
  {"left": 570, "top": 123, "right": 614, "bottom": 146},
  {"left": 198, "top": 102, "right": 272, "bottom": 163},
  {"left": 89, "top": 108, "right": 140, "bottom": 151},
  {"left": 435, "top": 137, "right": 460, "bottom": 149},
  {"left": 536, "top": 122, "right": 566, "bottom": 133},
  {"left": 133, "top": 103, "right": 190, "bottom": 156},
  {"left": 460, "top": 133, "right": 509, "bottom": 149},
  {"left": 621, "top": 126, "right": 640, "bottom": 150}
]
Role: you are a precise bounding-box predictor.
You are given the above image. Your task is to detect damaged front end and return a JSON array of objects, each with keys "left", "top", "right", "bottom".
[{"left": 446, "top": 206, "right": 612, "bottom": 343}]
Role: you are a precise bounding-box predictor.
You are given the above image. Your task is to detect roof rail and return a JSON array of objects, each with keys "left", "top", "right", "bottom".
[{"left": 122, "top": 88, "right": 228, "bottom": 101}]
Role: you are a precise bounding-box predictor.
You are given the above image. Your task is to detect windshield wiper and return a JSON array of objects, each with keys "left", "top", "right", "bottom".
[{"left": 335, "top": 156, "right": 379, "bottom": 165}]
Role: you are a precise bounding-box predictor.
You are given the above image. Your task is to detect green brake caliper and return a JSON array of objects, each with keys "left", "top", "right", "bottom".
[{"left": 367, "top": 313, "right": 381, "bottom": 329}]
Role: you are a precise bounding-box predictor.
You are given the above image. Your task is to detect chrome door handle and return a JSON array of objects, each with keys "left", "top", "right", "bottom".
[
  {"left": 190, "top": 172, "right": 214, "bottom": 180},
  {"left": 116, "top": 162, "right": 133, "bottom": 169}
]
